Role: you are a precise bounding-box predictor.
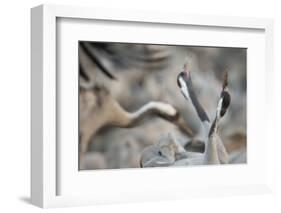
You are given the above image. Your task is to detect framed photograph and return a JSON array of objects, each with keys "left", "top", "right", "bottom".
[{"left": 31, "top": 4, "right": 274, "bottom": 208}]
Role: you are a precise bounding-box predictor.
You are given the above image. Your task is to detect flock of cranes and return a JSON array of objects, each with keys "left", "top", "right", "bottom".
[
  {"left": 79, "top": 42, "right": 245, "bottom": 169},
  {"left": 140, "top": 65, "right": 231, "bottom": 167}
]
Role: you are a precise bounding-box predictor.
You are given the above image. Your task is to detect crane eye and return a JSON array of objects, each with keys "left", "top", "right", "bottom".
[{"left": 158, "top": 151, "right": 162, "bottom": 156}]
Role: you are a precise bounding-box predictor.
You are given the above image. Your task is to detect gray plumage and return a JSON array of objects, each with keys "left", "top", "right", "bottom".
[{"left": 140, "top": 65, "right": 231, "bottom": 167}]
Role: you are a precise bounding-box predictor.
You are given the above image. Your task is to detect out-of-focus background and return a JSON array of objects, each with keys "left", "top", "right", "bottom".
[{"left": 79, "top": 42, "right": 247, "bottom": 170}]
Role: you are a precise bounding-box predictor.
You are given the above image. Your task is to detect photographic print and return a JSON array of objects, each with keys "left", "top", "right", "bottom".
[{"left": 79, "top": 42, "right": 247, "bottom": 170}]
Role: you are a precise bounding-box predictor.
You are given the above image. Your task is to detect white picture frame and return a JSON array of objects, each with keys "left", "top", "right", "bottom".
[{"left": 31, "top": 4, "right": 274, "bottom": 208}]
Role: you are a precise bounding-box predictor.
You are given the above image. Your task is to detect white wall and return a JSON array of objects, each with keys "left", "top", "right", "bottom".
[{"left": 0, "top": 0, "right": 280, "bottom": 212}]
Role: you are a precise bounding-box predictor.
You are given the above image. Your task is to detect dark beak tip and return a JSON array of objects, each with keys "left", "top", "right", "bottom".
[{"left": 183, "top": 64, "right": 190, "bottom": 75}]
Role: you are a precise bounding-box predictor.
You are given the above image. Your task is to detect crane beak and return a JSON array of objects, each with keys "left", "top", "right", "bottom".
[
  {"left": 177, "top": 63, "right": 193, "bottom": 100},
  {"left": 183, "top": 63, "right": 191, "bottom": 78}
]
